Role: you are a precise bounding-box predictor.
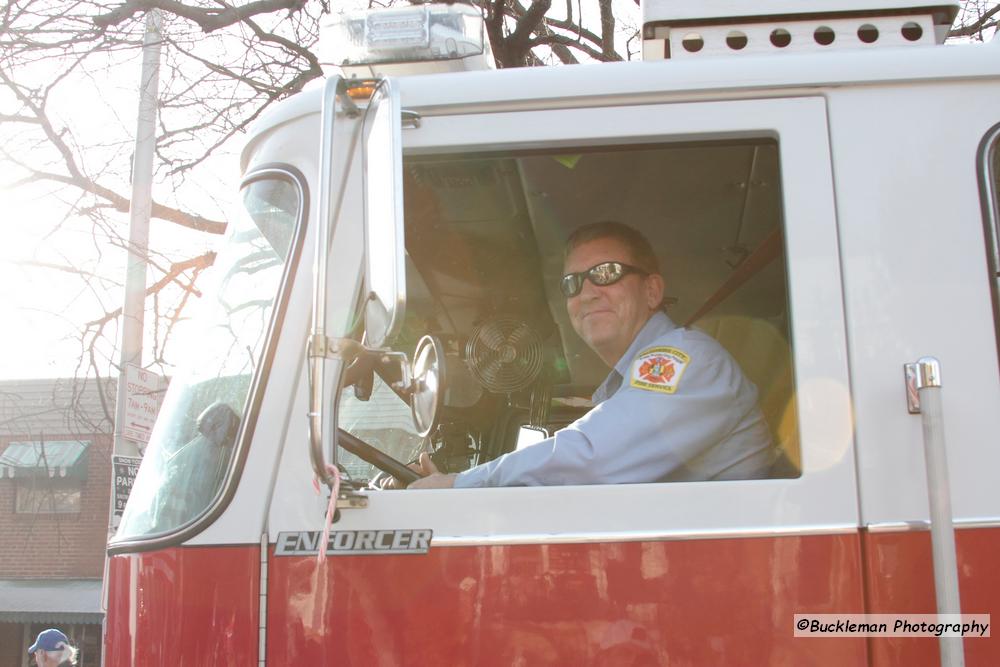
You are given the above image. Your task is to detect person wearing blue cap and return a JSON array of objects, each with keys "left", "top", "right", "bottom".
[{"left": 27, "top": 628, "right": 77, "bottom": 667}]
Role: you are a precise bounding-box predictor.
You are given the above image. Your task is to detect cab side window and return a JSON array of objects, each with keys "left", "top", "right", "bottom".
[{"left": 339, "top": 140, "right": 801, "bottom": 483}]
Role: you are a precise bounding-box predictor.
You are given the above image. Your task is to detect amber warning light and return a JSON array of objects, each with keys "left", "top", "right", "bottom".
[{"left": 345, "top": 81, "right": 379, "bottom": 101}]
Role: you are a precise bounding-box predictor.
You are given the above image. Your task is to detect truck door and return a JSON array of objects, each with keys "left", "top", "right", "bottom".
[{"left": 264, "top": 94, "right": 864, "bottom": 665}]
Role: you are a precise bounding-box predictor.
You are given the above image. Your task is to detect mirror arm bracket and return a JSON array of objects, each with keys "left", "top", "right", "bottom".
[
  {"left": 402, "top": 109, "right": 421, "bottom": 129},
  {"left": 308, "top": 334, "right": 364, "bottom": 364},
  {"left": 335, "top": 78, "right": 362, "bottom": 118},
  {"left": 310, "top": 335, "right": 414, "bottom": 393},
  {"left": 377, "top": 350, "right": 413, "bottom": 393}
]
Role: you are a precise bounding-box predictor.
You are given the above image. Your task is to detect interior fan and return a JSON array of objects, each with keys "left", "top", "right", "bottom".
[{"left": 465, "top": 318, "right": 543, "bottom": 393}]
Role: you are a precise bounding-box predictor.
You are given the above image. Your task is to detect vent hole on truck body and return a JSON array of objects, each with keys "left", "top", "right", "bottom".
[
  {"left": 770, "top": 29, "right": 792, "bottom": 48},
  {"left": 901, "top": 21, "right": 923, "bottom": 41},
  {"left": 682, "top": 33, "right": 704, "bottom": 52},
  {"left": 814, "top": 26, "right": 836, "bottom": 45},
  {"left": 726, "top": 31, "right": 748, "bottom": 50},
  {"left": 858, "top": 24, "right": 879, "bottom": 43}
]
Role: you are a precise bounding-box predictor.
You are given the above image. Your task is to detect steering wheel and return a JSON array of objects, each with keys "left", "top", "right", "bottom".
[{"left": 337, "top": 428, "right": 422, "bottom": 485}]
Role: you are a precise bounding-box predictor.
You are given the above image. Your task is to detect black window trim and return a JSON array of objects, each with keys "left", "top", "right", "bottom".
[{"left": 976, "top": 122, "right": 1000, "bottom": 383}]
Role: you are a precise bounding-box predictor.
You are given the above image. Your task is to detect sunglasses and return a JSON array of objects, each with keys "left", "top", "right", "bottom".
[{"left": 560, "top": 261, "right": 647, "bottom": 298}]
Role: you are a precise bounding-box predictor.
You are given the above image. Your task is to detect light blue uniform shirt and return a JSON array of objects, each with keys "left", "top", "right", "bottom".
[{"left": 454, "top": 312, "right": 774, "bottom": 487}]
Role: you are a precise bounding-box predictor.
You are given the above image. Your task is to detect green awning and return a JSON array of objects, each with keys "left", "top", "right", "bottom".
[
  {"left": 0, "top": 441, "right": 89, "bottom": 479},
  {"left": 0, "top": 579, "right": 103, "bottom": 624}
]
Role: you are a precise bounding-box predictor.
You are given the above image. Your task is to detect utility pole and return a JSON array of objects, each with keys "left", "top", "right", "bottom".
[
  {"left": 109, "top": 9, "right": 163, "bottom": 532},
  {"left": 102, "top": 12, "right": 164, "bottom": 656}
]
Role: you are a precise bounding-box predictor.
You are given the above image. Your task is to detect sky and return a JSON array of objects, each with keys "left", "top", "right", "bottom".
[
  {"left": 0, "top": 170, "right": 230, "bottom": 380},
  {"left": 0, "top": 49, "right": 232, "bottom": 381},
  {"left": 0, "top": 32, "right": 143, "bottom": 379},
  {"left": 0, "top": 185, "right": 106, "bottom": 379}
]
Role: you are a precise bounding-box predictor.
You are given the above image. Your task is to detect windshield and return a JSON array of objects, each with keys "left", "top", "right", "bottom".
[
  {"left": 339, "top": 377, "right": 426, "bottom": 482},
  {"left": 116, "top": 174, "right": 303, "bottom": 539}
]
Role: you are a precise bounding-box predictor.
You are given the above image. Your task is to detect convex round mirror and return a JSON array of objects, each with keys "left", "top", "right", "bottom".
[{"left": 410, "top": 335, "right": 444, "bottom": 437}]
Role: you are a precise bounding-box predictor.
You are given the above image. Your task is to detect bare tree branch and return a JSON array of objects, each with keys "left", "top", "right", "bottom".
[
  {"left": 85, "top": 251, "right": 215, "bottom": 328},
  {"left": 949, "top": 2, "right": 1000, "bottom": 38},
  {"left": 597, "top": 0, "right": 615, "bottom": 59},
  {"left": 0, "top": 66, "right": 226, "bottom": 233},
  {"left": 93, "top": 0, "right": 307, "bottom": 32}
]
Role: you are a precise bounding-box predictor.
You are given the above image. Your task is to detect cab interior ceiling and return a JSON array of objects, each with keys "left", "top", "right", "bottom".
[{"left": 400, "top": 139, "right": 787, "bottom": 391}]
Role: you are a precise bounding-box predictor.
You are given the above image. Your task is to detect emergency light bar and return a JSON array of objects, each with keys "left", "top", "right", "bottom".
[{"left": 321, "top": 4, "right": 488, "bottom": 71}]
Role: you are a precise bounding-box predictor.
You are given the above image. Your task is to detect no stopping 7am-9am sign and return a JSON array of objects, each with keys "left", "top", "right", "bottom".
[{"left": 124, "top": 363, "right": 164, "bottom": 444}]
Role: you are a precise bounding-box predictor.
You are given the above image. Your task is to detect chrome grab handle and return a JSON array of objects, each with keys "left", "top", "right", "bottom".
[
  {"left": 308, "top": 75, "right": 345, "bottom": 488},
  {"left": 307, "top": 75, "right": 404, "bottom": 488},
  {"left": 904, "top": 357, "right": 965, "bottom": 667},
  {"left": 308, "top": 335, "right": 362, "bottom": 486}
]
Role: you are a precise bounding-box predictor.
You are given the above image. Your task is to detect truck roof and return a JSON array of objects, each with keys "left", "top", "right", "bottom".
[
  {"left": 642, "top": 0, "right": 958, "bottom": 22},
  {"left": 242, "top": 37, "right": 1000, "bottom": 170}
]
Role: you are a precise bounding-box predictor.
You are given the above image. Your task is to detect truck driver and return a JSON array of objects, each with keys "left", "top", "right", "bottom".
[{"left": 405, "top": 221, "right": 776, "bottom": 488}]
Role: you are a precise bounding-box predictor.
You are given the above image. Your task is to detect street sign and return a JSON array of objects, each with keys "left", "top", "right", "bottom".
[
  {"left": 112, "top": 454, "right": 142, "bottom": 520},
  {"left": 123, "top": 363, "right": 163, "bottom": 444}
]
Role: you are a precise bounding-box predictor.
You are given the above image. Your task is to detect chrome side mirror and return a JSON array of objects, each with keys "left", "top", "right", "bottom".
[
  {"left": 362, "top": 78, "right": 405, "bottom": 348},
  {"left": 410, "top": 335, "right": 444, "bottom": 437}
]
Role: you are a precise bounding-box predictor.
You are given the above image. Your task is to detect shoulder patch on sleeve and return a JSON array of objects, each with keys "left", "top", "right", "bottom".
[{"left": 629, "top": 346, "right": 691, "bottom": 394}]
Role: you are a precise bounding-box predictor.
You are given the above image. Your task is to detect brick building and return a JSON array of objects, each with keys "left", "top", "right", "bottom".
[{"left": 0, "top": 378, "right": 115, "bottom": 667}]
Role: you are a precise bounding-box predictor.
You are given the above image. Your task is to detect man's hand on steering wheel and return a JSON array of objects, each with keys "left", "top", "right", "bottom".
[{"left": 382, "top": 452, "right": 457, "bottom": 489}]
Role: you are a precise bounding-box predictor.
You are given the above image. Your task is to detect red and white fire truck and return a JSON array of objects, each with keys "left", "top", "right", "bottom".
[{"left": 105, "top": 0, "right": 1000, "bottom": 664}]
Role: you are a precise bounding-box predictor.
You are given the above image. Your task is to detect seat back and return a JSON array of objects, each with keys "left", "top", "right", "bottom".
[{"left": 697, "top": 316, "right": 800, "bottom": 475}]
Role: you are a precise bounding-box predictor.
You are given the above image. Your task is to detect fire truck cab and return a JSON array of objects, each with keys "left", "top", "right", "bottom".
[{"left": 106, "top": 1, "right": 1000, "bottom": 664}]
